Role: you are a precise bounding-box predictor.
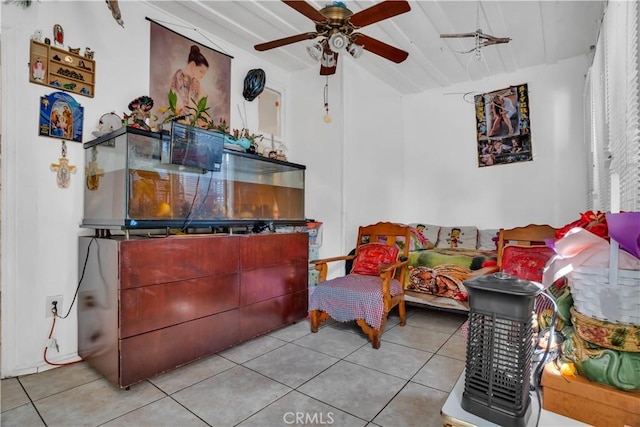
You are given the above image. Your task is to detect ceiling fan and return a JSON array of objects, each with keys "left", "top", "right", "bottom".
[
  {"left": 254, "top": 0, "right": 411, "bottom": 75},
  {"left": 440, "top": 29, "right": 511, "bottom": 54}
]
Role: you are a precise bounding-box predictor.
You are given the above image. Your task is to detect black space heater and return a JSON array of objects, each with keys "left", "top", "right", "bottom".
[{"left": 461, "top": 272, "right": 542, "bottom": 427}]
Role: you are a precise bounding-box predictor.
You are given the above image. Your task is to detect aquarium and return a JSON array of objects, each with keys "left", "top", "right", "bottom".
[{"left": 82, "top": 127, "right": 305, "bottom": 230}]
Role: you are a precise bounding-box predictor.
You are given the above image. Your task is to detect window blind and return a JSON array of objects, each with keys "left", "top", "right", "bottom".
[{"left": 586, "top": 1, "right": 640, "bottom": 212}]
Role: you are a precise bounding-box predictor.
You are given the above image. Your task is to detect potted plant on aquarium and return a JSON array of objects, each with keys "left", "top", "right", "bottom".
[{"left": 154, "top": 89, "right": 219, "bottom": 132}]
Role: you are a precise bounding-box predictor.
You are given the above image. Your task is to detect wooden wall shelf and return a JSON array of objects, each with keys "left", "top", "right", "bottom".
[{"left": 29, "top": 40, "right": 95, "bottom": 98}]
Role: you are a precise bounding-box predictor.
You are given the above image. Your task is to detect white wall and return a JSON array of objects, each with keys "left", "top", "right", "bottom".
[
  {"left": 290, "top": 59, "right": 405, "bottom": 278},
  {"left": 1, "top": 0, "right": 293, "bottom": 377},
  {"left": 289, "top": 66, "right": 345, "bottom": 277},
  {"left": 401, "top": 56, "right": 590, "bottom": 229}
]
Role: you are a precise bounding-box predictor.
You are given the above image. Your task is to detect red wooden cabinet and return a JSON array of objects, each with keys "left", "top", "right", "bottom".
[{"left": 78, "top": 233, "right": 308, "bottom": 388}]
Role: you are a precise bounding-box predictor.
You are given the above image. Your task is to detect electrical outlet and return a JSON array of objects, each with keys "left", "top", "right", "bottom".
[{"left": 46, "top": 295, "right": 63, "bottom": 318}]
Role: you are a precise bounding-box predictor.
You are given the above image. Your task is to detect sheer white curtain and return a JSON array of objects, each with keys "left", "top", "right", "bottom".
[{"left": 586, "top": 1, "right": 640, "bottom": 212}]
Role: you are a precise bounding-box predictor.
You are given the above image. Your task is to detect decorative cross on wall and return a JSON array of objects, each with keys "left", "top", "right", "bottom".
[
  {"left": 85, "top": 146, "right": 104, "bottom": 190},
  {"left": 50, "top": 140, "right": 76, "bottom": 188}
]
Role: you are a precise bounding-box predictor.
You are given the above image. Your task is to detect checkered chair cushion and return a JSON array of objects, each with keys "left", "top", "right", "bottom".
[{"left": 309, "top": 274, "right": 403, "bottom": 330}]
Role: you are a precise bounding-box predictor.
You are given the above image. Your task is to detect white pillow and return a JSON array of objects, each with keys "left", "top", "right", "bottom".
[
  {"left": 478, "top": 229, "right": 499, "bottom": 250},
  {"left": 436, "top": 226, "right": 478, "bottom": 249},
  {"left": 409, "top": 223, "right": 441, "bottom": 247}
]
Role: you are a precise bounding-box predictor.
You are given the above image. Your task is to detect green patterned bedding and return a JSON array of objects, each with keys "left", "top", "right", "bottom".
[
  {"left": 407, "top": 248, "right": 497, "bottom": 271},
  {"left": 404, "top": 248, "right": 497, "bottom": 306}
]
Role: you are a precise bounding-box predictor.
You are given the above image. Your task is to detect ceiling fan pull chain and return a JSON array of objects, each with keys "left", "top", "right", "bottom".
[{"left": 323, "top": 76, "right": 332, "bottom": 123}]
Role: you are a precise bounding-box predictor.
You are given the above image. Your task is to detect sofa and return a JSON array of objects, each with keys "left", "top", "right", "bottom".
[{"left": 401, "top": 223, "right": 499, "bottom": 311}]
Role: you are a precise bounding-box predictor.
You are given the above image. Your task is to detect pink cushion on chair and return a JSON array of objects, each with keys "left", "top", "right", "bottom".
[{"left": 351, "top": 243, "right": 399, "bottom": 276}]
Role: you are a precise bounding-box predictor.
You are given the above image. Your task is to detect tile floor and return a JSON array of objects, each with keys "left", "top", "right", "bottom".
[{"left": 1, "top": 306, "right": 470, "bottom": 427}]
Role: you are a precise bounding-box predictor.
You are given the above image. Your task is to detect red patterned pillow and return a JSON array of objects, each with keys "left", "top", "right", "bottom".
[
  {"left": 351, "top": 243, "right": 399, "bottom": 276},
  {"left": 502, "top": 245, "right": 555, "bottom": 282}
]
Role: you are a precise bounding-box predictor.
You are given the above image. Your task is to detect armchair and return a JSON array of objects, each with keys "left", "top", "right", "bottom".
[
  {"left": 309, "top": 222, "right": 411, "bottom": 349},
  {"left": 462, "top": 224, "right": 558, "bottom": 337}
]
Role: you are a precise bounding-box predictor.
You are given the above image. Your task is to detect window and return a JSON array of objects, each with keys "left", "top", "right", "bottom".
[
  {"left": 258, "top": 87, "right": 281, "bottom": 139},
  {"left": 586, "top": 1, "right": 640, "bottom": 212}
]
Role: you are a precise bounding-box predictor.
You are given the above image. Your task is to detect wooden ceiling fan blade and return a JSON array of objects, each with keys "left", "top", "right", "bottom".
[
  {"left": 349, "top": 0, "right": 410, "bottom": 28},
  {"left": 255, "top": 32, "right": 318, "bottom": 51},
  {"left": 353, "top": 33, "right": 408, "bottom": 63},
  {"left": 282, "top": 0, "right": 325, "bottom": 22}
]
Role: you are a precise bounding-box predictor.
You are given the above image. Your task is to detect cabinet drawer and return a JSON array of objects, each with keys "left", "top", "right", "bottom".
[
  {"left": 120, "top": 236, "right": 240, "bottom": 288},
  {"left": 240, "top": 290, "right": 308, "bottom": 341},
  {"left": 120, "top": 309, "right": 240, "bottom": 388},
  {"left": 120, "top": 273, "right": 239, "bottom": 338},
  {"left": 240, "top": 261, "right": 308, "bottom": 306},
  {"left": 240, "top": 233, "right": 308, "bottom": 269}
]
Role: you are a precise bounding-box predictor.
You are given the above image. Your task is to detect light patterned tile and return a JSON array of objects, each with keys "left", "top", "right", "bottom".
[
  {"left": 0, "top": 403, "right": 45, "bottom": 427},
  {"left": 437, "top": 334, "right": 467, "bottom": 361},
  {"left": 18, "top": 363, "right": 102, "bottom": 401},
  {"left": 412, "top": 355, "right": 465, "bottom": 392},
  {"left": 408, "top": 309, "right": 467, "bottom": 334},
  {"left": 293, "top": 326, "right": 368, "bottom": 358},
  {"left": 345, "top": 341, "right": 433, "bottom": 380},
  {"left": 297, "top": 361, "right": 406, "bottom": 421},
  {"left": 382, "top": 324, "right": 451, "bottom": 353},
  {"left": 268, "top": 319, "right": 314, "bottom": 342},
  {"left": 172, "top": 365, "right": 290, "bottom": 426},
  {"left": 237, "top": 390, "right": 367, "bottom": 427},
  {"left": 372, "top": 381, "right": 448, "bottom": 427},
  {"left": 33, "top": 378, "right": 164, "bottom": 427},
  {"left": 1, "top": 378, "right": 30, "bottom": 412},
  {"left": 218, "top": 335, "right": 287, "bottom": 364},
  {"left": 244, "top": 343, "right": 339, "bottom": 388},
  {"left": 101, "top": 397, "right": 208, "bottom": 427},
  {"left": 149, "top": 354, "right": 236, "bottom": 394}
]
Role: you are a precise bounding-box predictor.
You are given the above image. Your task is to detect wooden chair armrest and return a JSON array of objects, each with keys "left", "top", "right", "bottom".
[
  {"left": 312, "top": 254, "right": 357, "bottom": 283},
  {"left": 377, "top": 259, "right": 408, "bottom": 274},
  {"left": 310, "top": 254, "right": 356, "bottom": 265}
]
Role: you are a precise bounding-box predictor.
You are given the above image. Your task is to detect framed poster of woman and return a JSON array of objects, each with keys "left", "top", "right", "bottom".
[
  {"left": 148, "top": 21, "right": 232, "bottom": 129},
  {"left": 475, "top": 83, "right": 532, "bottom": 167}
]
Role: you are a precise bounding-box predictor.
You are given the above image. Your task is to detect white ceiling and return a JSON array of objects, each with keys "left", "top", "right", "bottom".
[{"left": 150, "top": 0, "right": 606, "bottom": 94}]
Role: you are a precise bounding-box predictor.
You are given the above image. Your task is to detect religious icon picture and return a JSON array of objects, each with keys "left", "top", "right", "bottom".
[
  {"left": 53, "top": 24, "right": 64, "bottom": 47},
  {"left": 39, "top": 91, "right": 84, "bottom": 143}
]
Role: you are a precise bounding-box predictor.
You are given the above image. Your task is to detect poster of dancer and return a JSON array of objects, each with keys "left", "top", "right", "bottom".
[
  {"left": 148, "top": 21, "right": 232, "bottom": 129},
  {"left": 475, "top": 83, "right": 532, "bottom": 167}
]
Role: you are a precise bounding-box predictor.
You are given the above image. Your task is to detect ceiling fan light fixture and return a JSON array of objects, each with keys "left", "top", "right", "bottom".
[
  {"left": 328, "top": 32, "right": 348, "bottom": 53},
  {"left": 347, "top": 43, "right": 364, "bottom": 58},
  {"left": 320, "top": 51, "right": 336, "bottom": 68},
  {"left": 307, "top": 42, "right": 323, "bottom": 61}
]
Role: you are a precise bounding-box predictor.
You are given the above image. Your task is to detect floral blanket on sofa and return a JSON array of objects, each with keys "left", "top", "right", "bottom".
[{"left": 403, "top": 248, "right": 497, "bottom": 310}]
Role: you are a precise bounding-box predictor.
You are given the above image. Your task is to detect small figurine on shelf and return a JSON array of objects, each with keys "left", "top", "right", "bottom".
[
  {"left": 30, "top": 29, "right": 43, "bottom": 42},
  {"left": 53, "top": 24, "right": 63, "bottom": 47},
  {"left": 32, "top": 58, "right": 46, "bottom": 82},
  {"left": 68, "top": 47, "right": 81, "bottom": 55},
  {"left": 84, "top": 47, "right": 95, "bottom": 60},
  {"left": 127, "top": 96, "right": 154, "bottom": 131}
]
